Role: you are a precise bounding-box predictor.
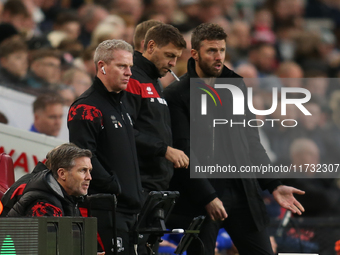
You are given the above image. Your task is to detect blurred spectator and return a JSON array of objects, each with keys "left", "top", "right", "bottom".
[
  {"left": 119, "top": 14, "right": 136, "bottom": 44},
  {"left": 55, "top": 84, "right": 77, "bottom": 107},
  {"left": 303, "top": 76, "right": 329, "bottom": 102},
  {"left": 294, "top": 31, "right": 325, "bottom": 69},
  {"left": 1, "top": 0, "right": 32, "bottom": 37},
  {"left": 276, "top": 61, "right": 304, "bottom": 89},
  {"left": 276, "top": 61, "right": 303, "bottom": 79},
  {"left": 78, "top": 4, "right": 109, "bottom": 46},
  {"left": 235, "top": 63, "right": 258, "bottom": 79},
  {"left": 275, "top": 20, "right": 300, "bottom": 61},
  {"left": 0, "top": 37, "right": 29, "bottom": 89},
  {"left": 52, "top": 11, "right": 81, "bottom": 41},
  {"left": 284, "top": 138, "right": 340, "bottom": 217},
  {"left": 91, "top": 15, "right": 126, "bottom": 46},
  {"left": 290, "top": 138, "right": 320, "bottom": 171},
  {"left": 26, "top": 35, "right": 52, "bottom": 50},
  {"left": 267, "top": 0, "right": 305, "bottom": 29},
  {"left": 73, "top": 45, "right": 97, "bottom": 78},
  {"left": 27, "top": 49, "right": 61, "bottom": 90},
  {"left": 235, "top": 63, "right": 259, "bottom": 89},
  {"left": 252, "top": 8, "right": 276, "bottom": 45},
  {"left": 0, "top": 23, "right": 19, "bottom": 44},
  {"left": 58, "top": 39, "right": 84, "bottom": 59},
  {"left": 228, "top": 20, "right": 251, "bottom": 64},
  {"left": 322, "top": 90, "right": 340, "bottom": 164},
  {"left": 198, "top": 0, "right": 223, "bottom": 23},
  {"left": 264, "top": 101, "right": 302, "bottom": 165},
  {"left": 148, "top": 0, "right": 183, "bottom": 25},
  {"left": 113, "top": 0, "right": 144, "bottom": 25},
  {"left": 248, "top": 43, "right": 277, "bottom": 77},
  {"left": 133, "top": 19, "right": 162, "bottom": 52},
  {"left": 62, "top": 68, "right": 92, "bottom": 97},
  {"left": 30, "top": 93, "right": 64, "bottom": 137},
  {"left": 47, "top": 30, "right": 68, "bottom": 48},
  {"left": 296, "top": 101, "right": 329, "bottom": 163},
  {"left": 176, "top": 0, "right": 201, "bottom": 32}
]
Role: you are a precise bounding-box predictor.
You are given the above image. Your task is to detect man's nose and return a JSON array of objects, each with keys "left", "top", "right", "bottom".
[
  {"left": 215, "top": 51, "right": 223, "bottom": 61},
  {"left": 169, "top": 58, "right": 177, "bottom": 68},
  {"left": 125, "top": 67, "right": 132, "bottom": 76},
  {"left": 86, "top": 170, "right": 92, "bottom": 180}
]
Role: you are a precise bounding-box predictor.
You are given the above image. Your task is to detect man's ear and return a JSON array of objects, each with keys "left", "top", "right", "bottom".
[
  {"left": 140, "top": 40, "right": 145, "bottom": 52},
  {"left": 57, "top": 168, "right": 67, "bottom": 181},
  {"left": 146, "top": 40, "right": 156, "bottom": 54},
  {"left": 191, "top": 49, "right": 198, "bottom": 61}
]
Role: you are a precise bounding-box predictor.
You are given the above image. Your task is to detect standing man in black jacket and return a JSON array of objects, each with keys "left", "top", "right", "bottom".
[
  {"left": 125, "top": 24, "right": 189, "bottom": 193},
  {"left": 68, "top": 39, "right": 143, "bottom": 255},
  {"left": 164, "top": 23, "right": 305, "bottom": 255}
]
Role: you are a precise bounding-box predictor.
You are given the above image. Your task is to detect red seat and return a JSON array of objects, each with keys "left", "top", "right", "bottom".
[{"left": 0, "top": 153, "right": 15, "bottom": 200}]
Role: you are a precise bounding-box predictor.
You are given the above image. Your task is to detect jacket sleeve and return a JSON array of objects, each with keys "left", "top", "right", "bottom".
[
  {"left": 125, "top": 79, "right": 168, "bottom": 157},
  {"left": 164, "top": 84, "right": 217, "bottom": 206},
  {"left": 241, "top": 81, "right": 282, "bottom": 192},
  {"left": 68, "top": 104, "right": 121, "bottom": 194}
]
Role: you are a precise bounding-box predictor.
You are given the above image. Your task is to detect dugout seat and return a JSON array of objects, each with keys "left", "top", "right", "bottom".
[{"left": 0, "top": 153, "right": 14, "bottom": 200}]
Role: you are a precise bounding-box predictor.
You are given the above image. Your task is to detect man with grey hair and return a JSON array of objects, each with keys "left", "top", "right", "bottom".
[
  {"left": 6, "top": 143, "right": 92, "bottom": 217},
  {"left": 68, "top": 39, "right": 143, "bottom": 255}
]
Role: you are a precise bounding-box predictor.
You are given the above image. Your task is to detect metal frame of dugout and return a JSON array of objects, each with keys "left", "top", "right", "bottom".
[{"left": 0, "top": 217, "right": 97, "bottom": 255}]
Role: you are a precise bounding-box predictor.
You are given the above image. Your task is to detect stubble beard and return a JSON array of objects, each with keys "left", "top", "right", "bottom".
[{"left": 198, "top": 54, "right": 223, "bottom": 78}]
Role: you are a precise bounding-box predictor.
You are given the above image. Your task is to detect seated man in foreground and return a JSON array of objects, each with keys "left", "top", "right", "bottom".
[{"left": 7, "top": 143, "right": 92, "bottom": 217}]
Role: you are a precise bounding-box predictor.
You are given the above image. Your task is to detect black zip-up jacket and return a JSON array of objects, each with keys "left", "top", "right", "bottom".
[
  {"left": 164, "top": 57, "right": 282, "bottom": 231},
  {"left": 7, "top": 168, "right": 81, "bottom": 217},
  {"left": 68, "top": 77, "right": 143, "bottom": 213},
  {"left": 125, "top": 51, "right": 173, "bottom": 191},
  {"left": 1, "top": 162, "right": 46, "bottom": 217}
]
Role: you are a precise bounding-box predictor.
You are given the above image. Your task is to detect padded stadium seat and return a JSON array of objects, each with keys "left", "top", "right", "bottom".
[{"left": 0, "top": 153, "right": 14, "bottom": 200}]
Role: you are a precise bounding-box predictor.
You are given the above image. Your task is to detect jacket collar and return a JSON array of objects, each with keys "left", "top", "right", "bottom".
[
  {"left": 93, "top": 76, "right": 124, "bottom": 105},
  {"left": 32, "top": 162, "right": 48, "bottom": 174},
  {"left": 46, "top": 171, "right": 84, "bottom": 204},
  {"left": 133, "top": 51, "right": 161, "bottom": 79}
]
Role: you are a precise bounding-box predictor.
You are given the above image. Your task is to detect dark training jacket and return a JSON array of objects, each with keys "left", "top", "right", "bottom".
[
  {"left": 125, "top": 51, "right": 173, "bottom": 191},
  {"left": 7, "top": 169, "right": 81, "bottom": 217},
  {"left": 164, "top": 57, "right": 282, "bottom": 231},
  {"left": 68, "top": 77, "right": 143, "bottom": 213}
]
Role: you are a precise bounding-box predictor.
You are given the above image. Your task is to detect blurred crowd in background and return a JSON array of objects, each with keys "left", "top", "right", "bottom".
[{"left": 1, "top": 0, "right": 340, "bottom": 253}]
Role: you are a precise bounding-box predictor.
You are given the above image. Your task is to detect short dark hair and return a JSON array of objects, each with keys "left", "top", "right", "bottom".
[
  {"left": 0, "top": 37, "right": 27, "bottom": 58},
  {"left": 45, "top": 143, "right": 92, "bottom": 179},
  {"left": 54, "top": 11, "right": 80, "bottom": 27},
  {"left": 191, "top": 23, "right": 227, "bottom": 51},
  {"left": 4, "top": 0, "right": 30, "bottom": 17},
  {"left": 133, "top": 20, "right": 162, "bottom": 51},
  {"left": 143, "top": 24, "right": 186, "bottom": 51},
  {"left": 33, "top": 93, "right": 64, "bottom": 113},
  {"left": 30, "top": 49, "right": 61, "bottom": 63},
  {"left": 82, "top": 45, "right": 97, "bottom": 61}
]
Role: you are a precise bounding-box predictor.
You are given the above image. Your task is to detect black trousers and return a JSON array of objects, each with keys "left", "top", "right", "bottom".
[
  {"left": 167, "top": 187, "right": 274, "bottom": 255},
  {"left": 93, "top": 209, "right": 138, "bottom": 255}
]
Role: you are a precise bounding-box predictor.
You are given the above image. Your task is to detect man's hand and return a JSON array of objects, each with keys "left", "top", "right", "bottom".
[
  {"left": 165, "top": 146, "right": 189, "bottom": 168},
  {"left": 272, "top": 185, "right": 305, "bottom": 215},
  {"left": 97, "top": 252, "right": 105, "bottom": 255},
  {"left": 205, "top": 197, "right": 228, "bottom": 221}
]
